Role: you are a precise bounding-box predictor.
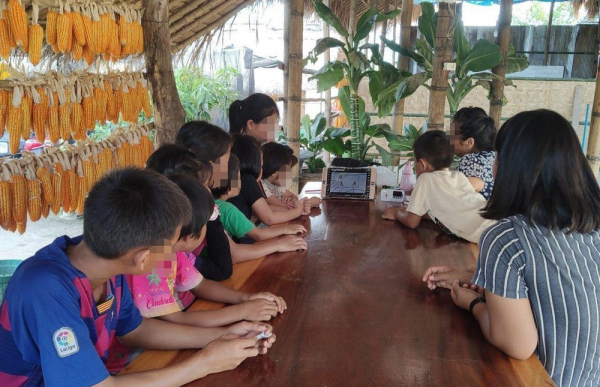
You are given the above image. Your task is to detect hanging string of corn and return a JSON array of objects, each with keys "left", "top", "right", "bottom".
[
  {"left": 0, "top": 70, "right": 152, "bottom": 154},
  {"left": 0, "top": 123, "right": 154, "bottom": 233}
]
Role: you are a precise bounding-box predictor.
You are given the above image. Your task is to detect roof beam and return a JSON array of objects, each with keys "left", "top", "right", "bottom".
[
  {"left": 169, "top": 0, "right": 219, "bottom": 31},
  {"left": 169, "top": 0, "right": 234, "bottom": 36}
]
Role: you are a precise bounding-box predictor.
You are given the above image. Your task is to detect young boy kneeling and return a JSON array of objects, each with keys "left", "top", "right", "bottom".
[
  {"left": 383, "top": 131, "right": 496, "bottom": 243},
  {"left": 0, "top": 168, "right": 275, "bottom": 387}
]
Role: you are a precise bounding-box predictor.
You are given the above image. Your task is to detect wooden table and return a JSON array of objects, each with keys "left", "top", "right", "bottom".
[{"left": 121, "top": 187, "right": 555, "bottom": 386}]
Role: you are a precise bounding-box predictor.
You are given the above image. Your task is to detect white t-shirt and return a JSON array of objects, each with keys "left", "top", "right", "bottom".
[{"left": 406, "top": 169, "right": 496, "bottom": 243}]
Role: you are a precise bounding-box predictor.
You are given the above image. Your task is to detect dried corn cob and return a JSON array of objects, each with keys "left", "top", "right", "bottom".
[
  {"left": 70, "top": 101, "right": 84, "bottom": 140},
  {"left": 100, "top": 13, "right": 110, "bottom": 53},
  {"left": 0, "top": 90, "right": 8, "bottom": 137},
  {"left": 82, "top": 95, "right": 94, "bottom": 129},
  {"left": 41, "top": 197, "right": 50, "bottom": 218},
  {"left": 7, "top": 0, "right": 27, "bottom": 48},
  {"left": 3, "top": 9, "right": 15, "bottom": 48},
  {"left": 68, "top": 170, "right": 79, "bottom": 213},
  {"left": 82, "top": 159, "right": 95, "bottom": 191},
  {"left": 50, "top": 172, "right": 61, "bottom": 215},
  {"left": 0, "top": 19, "right": 12, "bottom": 60},
  {"left": 28, "top": 24, "right": 43, "bottom": 65},
  {"left": 21, "top": 94, "right": 31, "bottom": 140},
  {"left": 118, "top": 14, "right": 128, "bottom": 47},
  {"left": 27, "top": 178, "right": 41, "bottom": 222},
  {"left": 16, "top": 220, "right": 25, "bottom": 234},
  {"left": 11, "top": 174, "right": 27, "bottom": 224},
  {"left": 82, "top": 13, "right": 95, "bottom": 53},
  {"left": 83, "top": 44, "right": 94, "bottom": 65},
  {"left": 47, "top": 101, "right": 59, "bottom": 143},
  {"left": 59, "top": 103, "right": 71, "bottom": 140},
  {"left": 0, "top": 179, "right": 12, "bottom": 230},
  {"left": 108, "top": 17, "right": 119, "bottom": 57},
  {"left": 46, "top": 10, "right": 58, "bottom": 45},
  {"left": 57, "top": 11, "right": 72, "bottom": 53},
  {"left": 76, "top": 176, "right": 86, "bottom": 215},
  {"left": 72, "top": 41, "right": 83, "bottom": 60},
  {"left": 8, "top": 106, "right": 23, "bottom": 154},
  {"left": 33, "top": 88, "right": 48, "bottom": 142},
  {"left": 36, "top": 166, "right": 54, "bottom": 205},
  {"left": 72, "top": 11, "right": 86, "bottom": 46}
]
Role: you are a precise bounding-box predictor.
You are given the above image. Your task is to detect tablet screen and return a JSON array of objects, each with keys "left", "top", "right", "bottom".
[{"left": 329, "top": 171, "right": 367, "bottom": 195}]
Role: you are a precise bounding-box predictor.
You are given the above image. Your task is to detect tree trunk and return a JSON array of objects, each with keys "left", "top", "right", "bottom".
[
  {"left": 586, "top": 17, "right": 600, "bottom": 178},
  {"left": 286, "top": 0, "right": 303, "bottom": 194},
  {"left": 543, "top": 0, "right": 555, "bottom": 66},
  {"left": 283, "top": 0, "right": 290, "bottom": 131},
  {"left": 427, "top": 2, "right": 455, "bottom": 131},
  {"left": 142, "top": 0, "right": 186, "bottom": 145},
  {"left": 489, "top": 0, "right": 513, "bottom": 129},
  {"left": 392, "top": 0, "right": 413, "bottom": 134},
  {"left": 323, "top": 0, "right": 331, "bottom": 164}
]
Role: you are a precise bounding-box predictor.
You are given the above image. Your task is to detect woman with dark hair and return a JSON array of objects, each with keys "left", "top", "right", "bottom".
[
  {"left": 229, "top": 93, "right": 280, "bottom": 143},
  {"left": 423, "top": 109, "right": 600, "bottom": 387}
]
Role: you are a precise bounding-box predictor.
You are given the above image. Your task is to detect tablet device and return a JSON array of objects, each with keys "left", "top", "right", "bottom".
[{"left": 321, "top": 166, "right": 377, "bottom": 201}]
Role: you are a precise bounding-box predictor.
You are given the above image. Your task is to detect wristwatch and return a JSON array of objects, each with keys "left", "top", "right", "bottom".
[{"left": 469, "top": 296, "right": 486, "bottom": 314}]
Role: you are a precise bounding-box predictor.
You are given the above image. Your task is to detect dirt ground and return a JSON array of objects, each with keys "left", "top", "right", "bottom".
[{"left": 0, "top": 213, "right": 83, "bottom": 261}]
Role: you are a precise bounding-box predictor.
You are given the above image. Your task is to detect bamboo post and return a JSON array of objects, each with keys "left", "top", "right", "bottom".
[
  {"left": 489, "top": 0, "right": 513, "bottom": 129},
  {"left": 543, "top": 0, "right": 556, "bottom": 66},
  {"left": 586, "top": 17, "right": 600, "bottom": 178},
  {"left": 427, "top": 1, "right": 455, "bottom": 131},
  {"left": 392, "top": 0, "right": 413, "bottom": 134},
  {"left": 283, "top": 0, "right": 290, "bottom": 132},
  {"left": 349, "top": 0, "right": 356, "bottom": 36},
  {"left": 323, "top": 0, "right": 331, "bottom": 164},
  {"left": 286, "top": 0, "right": 303, "bottom": 194},
  {"left": 142, "top": 0, "right": 186, "bottom": 145},
  {"left": 379, "top": 0, "right": 391, "bottom": 57}
]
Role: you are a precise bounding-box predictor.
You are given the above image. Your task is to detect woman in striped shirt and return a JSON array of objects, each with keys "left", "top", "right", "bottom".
[{"left": 423, "top": 109, "right": 600, "bottom": 387}]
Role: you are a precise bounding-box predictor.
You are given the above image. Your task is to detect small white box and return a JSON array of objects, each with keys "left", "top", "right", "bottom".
[
  {"left": 380, "top": 188, "right": 406, "bottom": 203},
  {"left": 444, "top": 62, "right": 456, "bottom": 71}
]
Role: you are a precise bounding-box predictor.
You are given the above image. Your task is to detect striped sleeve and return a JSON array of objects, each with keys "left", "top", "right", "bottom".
[{"left": 473, "top": 219, "right": 528, "bottom": 299}]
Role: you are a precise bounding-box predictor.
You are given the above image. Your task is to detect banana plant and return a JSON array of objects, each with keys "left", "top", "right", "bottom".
[
  {"left": 305, "top": 0, "right": 400, "bottom": 160},
  {"left": 377, "top": 2, "right": 529, "bottom": 116}
]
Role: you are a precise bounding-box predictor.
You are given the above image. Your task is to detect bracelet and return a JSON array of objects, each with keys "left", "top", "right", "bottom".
[{"left": 469, "top": 296, "right": 486, "bottom": 315}]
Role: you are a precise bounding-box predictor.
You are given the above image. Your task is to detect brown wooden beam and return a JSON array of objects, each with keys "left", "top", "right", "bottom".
[
  {"left": 427, "top": 1, "right": 455, "bottom": 131},
  {"left": 586, "top": 15, "right": 600, "bottom": 177},
  {"left": 489, "top": 0, "right": 513, "bottom": 129},
  {"left": 142, "top": 0, "right": 186, "bottom": 145},
  {"left": 169, "top": 0, "right": 238, "bottom": 37},
  {"left": 169, "top": 0, "right": 216, "bottom": 27},
  {"left": 543, "top": 0, "right": 556, "bottom": 66},
  {"left": 287, "top": 0, "right": 303, "bottom": 194},
  {"left": 392, "top": 0, "right": 412, "bottom": 134}
]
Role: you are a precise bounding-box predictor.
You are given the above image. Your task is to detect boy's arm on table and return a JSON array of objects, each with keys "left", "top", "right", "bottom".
[
  {"left": 251, "top": 198, "right": 304, "bottom": 225},
  {"left": 192, "top": 278, "right": 286, "bottom": 312},
  {"left": 229, "top": 233, "right": 307, "bottom": 264},
  {"left": 382, "top": 207, "right": 422, "bottom": 229},
  {"left": 266, "top": 195, "right": 291, "bottom": 209},
  {"left": 246, "top": 223, "right": 306, "bottom": 241},
  {"left": 450, "top": 283, "right": 538, "bottom": 360}
]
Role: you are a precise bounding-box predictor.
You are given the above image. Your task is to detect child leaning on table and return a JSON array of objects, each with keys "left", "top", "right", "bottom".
[
  {"left": 261, "top": 142, "right": 321, "bottom": 209},
  {"left": 0, "top": 168, "right": 275, "bottom": 387},
  {"left": 382, "top": 131, "right": 496, "bottom": 243},
  {"left": 212, "top": 153, "right": 308, "bottom": 262}
]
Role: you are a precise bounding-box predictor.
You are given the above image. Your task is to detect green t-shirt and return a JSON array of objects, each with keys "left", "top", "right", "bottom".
[{"left": 215, "top": 199, "right": 256, "bottom": 239}]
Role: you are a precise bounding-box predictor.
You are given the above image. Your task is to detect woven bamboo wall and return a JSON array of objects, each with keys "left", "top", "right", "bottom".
[{"left": 364, "top": 79, "right": 596, "bottom": 140}]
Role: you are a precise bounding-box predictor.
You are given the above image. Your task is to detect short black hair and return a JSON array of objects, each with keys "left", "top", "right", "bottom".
[
  {"left": 146, "top": 144, "right": 213, "bottom": 185},
  {"left": 412, "top": 131, "right": 454, "bottom": 170},
  {"left": 168, "top": 174, "right": 215, "bottom": 240},
  {"left": 453, "top": 107, "right": 496, "bottom": 152},
  {"left": 175, "top": 121, "right": 232, "bottom": 163},
  {"left": 211, "top": 154, "right": 241, "bottom": 198},
  {"left": 229, "top": 93, "right": 280, "bottom": 134},
  {"left": 83, "top": 168, "right": 191, "bottom": 259},
  {"left": 261, "top": 142, "right": 297, "bottom": 179},
  {"left": 231, "top": 134, "right": 262, "bottom": 179},
  {"left": 483, "top": 109, "right": 600, "bottom": 233}
]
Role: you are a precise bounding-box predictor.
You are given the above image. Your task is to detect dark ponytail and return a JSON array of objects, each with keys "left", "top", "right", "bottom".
[
  {"left": 228, "top": 93, "right": 279, "bottom": 134},
  {"left": 452, "top": 107, "right": 496, "bottom": 152}
]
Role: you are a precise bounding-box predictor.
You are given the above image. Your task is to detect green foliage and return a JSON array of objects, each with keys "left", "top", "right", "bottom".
[
  {"left": 380, "top": 6, "right": 529, "bottom": 115},
  {"left": 512, "top": 3, "right": 580, "bottom": 26},
  {"left": 174, "top": 67, "right": 240, "bottom": 122}
]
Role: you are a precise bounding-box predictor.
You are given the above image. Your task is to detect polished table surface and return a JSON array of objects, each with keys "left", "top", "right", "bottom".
[{"left": 120, "top": 188, "right": 555, "bottom": 386}]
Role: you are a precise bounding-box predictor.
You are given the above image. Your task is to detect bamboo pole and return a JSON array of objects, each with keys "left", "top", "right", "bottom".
[
  {"left": 489, "top": 0, "right": 513, "bottom": 129},
  {"left": 169, "top": 0, "right": 227, "bottom": 32},
  {"left": 379, "top": 0, "right": 391, "bottom": 57},
  {"left": 142, "top": 0, "right": 186, "bottom": 145},
  {"left": 323, "top": 0, "right": 331, "bottom": 164},
  {"left": 170, "top": 0, "right": 231, "bottom": 35},
  {"left": 283, "top": 0, "right": 290, "bottom": 133},
  {"left": 391, "top": 0, "right": 413, "bottom": 134},
  {"left": 349, "top": 0, "right": 356, "bottom": 36},
  {"left": 287, "top": 0, "right": 303, "bottom": 194},
  {"left": 543, "top": 0, "right": 556, "bottom": 66},
  {"left": 586, "top": 17, "right": 600, "bottom": 178},
  {"left": 427, "top": 1, "right": 455, "bottom": 131}
]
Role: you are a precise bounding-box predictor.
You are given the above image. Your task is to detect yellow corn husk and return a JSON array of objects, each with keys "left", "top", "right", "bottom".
[
  {"left": 0, "top": 180, "right": 13, "bottom": 230},
  {"left": 0, "top": 90, "right": 8, "bottom": 138},
  {"left": 8, "top": 106, "right": 23, "bottom": 154},
  {"left": 72, "top": 41, "right": 83, "bottom": 60},
  {"left": 58, "top": 103, "right": 71, "bottom": 140},
  {"left": 81, "top": 14, "right": 95, "bottom": 53},
  {"left": 83, "top": 43, "right": 94, "bottom": 65},
  {"left": 28, "top": 24, "right": 43, "bottom": 65},
  {"left": 0, "top": 20, "right": 13, "bottom": 60},
  {"left": 46, "top": 10, "right": 58, "bottom": 45},
  {"left": 21, "top": 94, "right": 31, "bottom": 140},
  {"left": 76, "top": 176, "right": 85, "bottom": 214},
  {"left": 56, "top": 12, "right": 72, "bottom": 53},
  {"left": 70, "top": 102, "right": 84, "bottom": 140},
  {"left": 47, "top": 102, "right": 59, "bottom": 143},
  {"left": 33, "top": 88, "right": 48, "bottom": 142},
  {"left": 11, "top": 174, "right": 27, "bottom": 224},
  {"left": 71, "top": 12, "right": 86, "bottom": 46},
  {"left": 50, "top": 172, "right": 61, "bottom": 215},
  {"left": 27, "top": 178, "right": 42, "bottom": 222},
  {"left": 7, "top": 0, "right": 28, "bottom": 48},
  {"left": 36, "top": 166, "right": 54, "bottom": 205}
]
